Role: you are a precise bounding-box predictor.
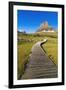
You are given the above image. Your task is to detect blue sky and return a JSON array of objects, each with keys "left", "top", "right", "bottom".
[{"left": 17, "top": 10, "right": 58, "bottom": 33}]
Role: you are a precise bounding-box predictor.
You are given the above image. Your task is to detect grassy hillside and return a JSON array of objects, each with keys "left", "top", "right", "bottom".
[{"left": 17, "top": 32, "right": 58, "bottom": 79}]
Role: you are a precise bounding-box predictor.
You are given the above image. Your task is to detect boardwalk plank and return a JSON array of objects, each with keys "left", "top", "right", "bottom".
[{"left": 21, "top": 40, "right": 57, "bottom": 79}]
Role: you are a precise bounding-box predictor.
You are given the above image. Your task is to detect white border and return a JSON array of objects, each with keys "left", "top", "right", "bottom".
[{"left": 13, "top": 5, "right": 62, "bottom": 85}]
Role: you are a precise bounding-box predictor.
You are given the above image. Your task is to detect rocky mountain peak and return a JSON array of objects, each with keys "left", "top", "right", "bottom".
[{"left": 37, "top": 21, "right": 54, "bottom": 32}]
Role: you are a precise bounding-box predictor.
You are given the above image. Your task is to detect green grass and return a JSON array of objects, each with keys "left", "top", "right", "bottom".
[
  {"left": 42, "top": 37, "right": 58, "bottom": 65},
  {"left": 17, "top": 32, "right": 58, "bottom": 79},
  {"left": 18, "top": 42, "right": 34, "bottom": 79}
]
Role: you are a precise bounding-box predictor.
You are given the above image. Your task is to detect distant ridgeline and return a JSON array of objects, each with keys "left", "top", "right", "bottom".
[
  {"left": 18, "top": 31, "right": 26, "bottom": 34},
  {"left": 37, "top": 21, "right": 55, "bottom": 32}
]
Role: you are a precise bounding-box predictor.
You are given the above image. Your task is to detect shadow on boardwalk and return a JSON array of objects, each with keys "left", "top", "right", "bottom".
[{"left": 21, "top": 39, "right": 57, "bottom": 79}]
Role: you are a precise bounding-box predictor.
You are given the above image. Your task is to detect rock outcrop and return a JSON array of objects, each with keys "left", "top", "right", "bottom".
[{"left": 37, "top": 21, "right": 55, "bottom": 32}]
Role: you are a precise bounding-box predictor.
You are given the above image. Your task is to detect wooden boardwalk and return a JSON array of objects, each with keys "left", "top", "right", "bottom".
[{"left": 21, "top": 40, "right": 57, "bottom": 79}]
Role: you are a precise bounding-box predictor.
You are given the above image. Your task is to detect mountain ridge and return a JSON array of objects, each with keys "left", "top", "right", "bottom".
[{"left": 37, "top": 21, "right": 55, "bottom": 32}]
